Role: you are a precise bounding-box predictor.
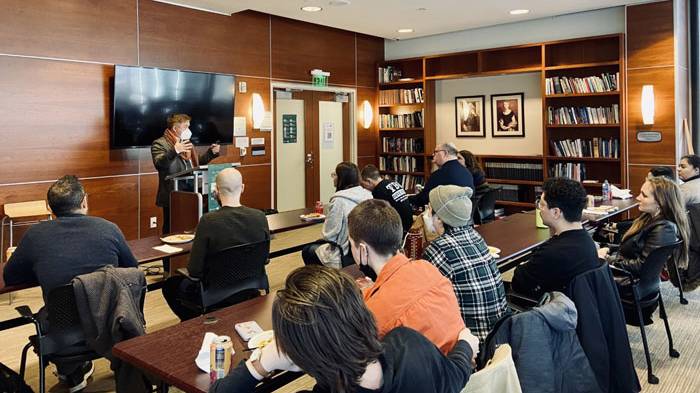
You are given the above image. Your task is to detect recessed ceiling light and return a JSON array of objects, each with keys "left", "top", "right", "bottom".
[
  {"left": 397, "top": 28, "right": 414, "bottom": 33},
  {"left": 509, "top": 9, "right": 530, "bottom": 15},
  {"left": 301, "top": 6, "right": 322, "bottom": 12},
  {"left": 329, "top": 0, "right": 350, "bottom": 6}
]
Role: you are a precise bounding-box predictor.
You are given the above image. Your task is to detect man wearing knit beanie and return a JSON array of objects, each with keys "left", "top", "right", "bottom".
[{"left": 423, "top": 185, "right": 508, "bottom": 341}]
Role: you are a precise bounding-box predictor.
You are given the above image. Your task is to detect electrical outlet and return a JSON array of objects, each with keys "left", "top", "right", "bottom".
[{"left": 149, "top": 216, "right": 157, "bottom": 229}]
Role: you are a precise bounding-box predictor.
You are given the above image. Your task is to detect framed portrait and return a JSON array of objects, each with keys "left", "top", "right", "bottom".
[
  {"left": 455, "top": 95, "right": 486, "bottom": 137},
  {"left": 491, "top": 93, "right": 525, "bottom": 137}
]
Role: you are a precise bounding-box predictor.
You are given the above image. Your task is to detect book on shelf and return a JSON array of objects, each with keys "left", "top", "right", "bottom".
[
  {"left": 381, "top": 137, "right": 424, "bottom": 153},
  {"left": 547, "top": 104, "right": 620, "bottom": 125},
  {"left": 549, "top": 138, "right": 619, "bottom": 158},
  {"left": 551, "top": 162, "right": 587, "bottom": 181},
  {"left": 379, "top": 111, "right": 424, "bottom": 129},
  {"left": 491, "top": 184, "right": 520, "bottom": 202},
  {"left": 484, "top": 162, "right": 543, "bottom": 181},
  {"left": 379, "top": 88, "right": 424, "bottom": 105},
  {"left": 545, "top": 72, "right": 619, "bottom": 95},
  {"left": 378, "top": 66, "right": 402, "bottom": 84},
  {"left": 379, "top": 156, "right": 420, "bottom": 172},
  {"left": 384, "top": 174, "right": 424, "bottom": 193}
]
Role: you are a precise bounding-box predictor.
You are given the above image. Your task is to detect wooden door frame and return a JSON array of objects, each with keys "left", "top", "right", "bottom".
[{"left": 270, "top": 82, "right": 358, "bottom": 210}]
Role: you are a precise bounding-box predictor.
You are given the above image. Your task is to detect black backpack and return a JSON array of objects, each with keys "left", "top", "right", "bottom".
[{"left": 0, "top": 362, "right": 33, "bottom": 393}]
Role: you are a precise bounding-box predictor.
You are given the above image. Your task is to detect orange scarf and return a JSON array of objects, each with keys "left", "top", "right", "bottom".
[{"left": 164, "top": 128, "right": 198, "bottom": 166}]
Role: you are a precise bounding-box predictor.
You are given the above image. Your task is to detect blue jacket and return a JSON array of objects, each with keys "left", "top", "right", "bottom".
[{"left": 409, "top": 160, "right": 474, "bottom": 207}]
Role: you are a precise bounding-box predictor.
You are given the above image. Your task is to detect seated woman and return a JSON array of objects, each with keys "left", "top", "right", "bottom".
[
  {"left": 598, "top": 177, "right": 689, "bottom": 323},
  {"left": 678, "top": 154, "right": 700, "bottom": 206},
  {"left": 210, "top": 265, "right": 478, "bottom": 393},
  {"left": 302, "top": 162, "right": 372, "bottom": 268},
  {"left": 458, "top": 150, "right": 488, "bottom": 192}
]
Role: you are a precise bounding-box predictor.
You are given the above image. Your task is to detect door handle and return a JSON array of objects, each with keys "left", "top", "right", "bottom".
[{"left": 306, "top": 152, "right": 313, "bottom": 165}]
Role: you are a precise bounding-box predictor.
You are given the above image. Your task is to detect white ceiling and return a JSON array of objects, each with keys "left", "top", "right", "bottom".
[{"left": 155, "top": 0, "right": 647, "bottom": 39}]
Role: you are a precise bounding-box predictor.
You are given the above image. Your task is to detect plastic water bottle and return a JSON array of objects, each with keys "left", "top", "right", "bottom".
[{"left": 602, "top": 180, "right": 610, "bottom": 201}]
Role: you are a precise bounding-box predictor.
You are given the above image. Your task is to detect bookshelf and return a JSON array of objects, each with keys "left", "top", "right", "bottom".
[
  {"left": 377, "top": 58, "right": 429, "bottom": 191},
  {"left": 375, "top": 34, "right": 626, "bottom": 211}
]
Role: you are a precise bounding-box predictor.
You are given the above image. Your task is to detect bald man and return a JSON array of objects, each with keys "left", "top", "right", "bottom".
[
  {"left": 162, "top": 168, "right": 270, "bottom": 320},
  {"left": 409, "top": 142, "right": 474, "bottom": 208}
]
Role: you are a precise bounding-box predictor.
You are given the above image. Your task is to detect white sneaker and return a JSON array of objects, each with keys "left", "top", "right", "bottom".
[{"left": 68, "top": 362, "right": 95, "bottom": 393}]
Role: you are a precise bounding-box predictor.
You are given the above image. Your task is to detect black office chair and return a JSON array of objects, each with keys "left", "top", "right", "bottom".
[
  {"left": 178, "top": 239, "right": 271, "bottom": 315},
  {"left": 611, "top": 240, "right": 683, "bottom": 384},
  {"left": 472, "top": 185, "right": 500, "bottom": 225},
  {"left": 15, "top": 285, "right": 105, "bottom": 393}
]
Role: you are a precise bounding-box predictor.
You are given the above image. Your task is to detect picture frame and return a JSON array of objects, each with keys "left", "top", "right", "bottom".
[
  {"left": 491, "top": 93, "right": 525, "bottom": 137},
  {"left": 455, "top": 95, "right": 486, "bottom": 137}
]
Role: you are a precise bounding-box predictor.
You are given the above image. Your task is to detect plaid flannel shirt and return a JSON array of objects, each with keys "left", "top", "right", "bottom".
[{"left": 423, "top": 225, "right": 508, "bottom": 340}]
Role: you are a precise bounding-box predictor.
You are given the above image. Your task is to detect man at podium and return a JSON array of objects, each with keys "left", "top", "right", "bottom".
[{"left": 151, "top": 113, "right": 220, "bottom": 238}]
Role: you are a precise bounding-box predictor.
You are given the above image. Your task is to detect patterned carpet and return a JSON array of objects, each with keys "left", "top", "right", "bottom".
[{"left": 629, "top": 281, "right": 700, "bottom": 392}]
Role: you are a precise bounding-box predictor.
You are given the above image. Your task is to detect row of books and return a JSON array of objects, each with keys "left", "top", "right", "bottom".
[
  {"left": 492, "top": 184, "right": 520, "bottom": 202},
  {"left": 484, "top": 162, "right": 544, "bottom": 181},
  {"left": 545, "top": 73, "right": 619, "bottom": 95},
  {"left": 386, "top": 174, "right": 424, "bottom": 193},
  {"left": 379, "top": 111, "right": 424, "bottom": 129},
  {"left": 379, "top": 88, "right": 424, "bottom": 105},
  {"left": 550, "top": 138, "right": 620, "bottom": 158},
  {"left": 381, "top": 137, "right": 424, "bottom": 153},
  {"left": 550, "top": 163, "right": 587, "bottom": 181},
  {"left": 378, "top": 66, "right": 403, "bottom": 84},
  {"left": 547, "top": 105, "right": 620, "bottom": 125},
  {"left": 379, "top": 156, "right": 421, "bottom": 172}
]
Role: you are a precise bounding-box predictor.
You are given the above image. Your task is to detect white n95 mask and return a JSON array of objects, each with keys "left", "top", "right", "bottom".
[{"left": 180, "top": 128, "right": 192, "bottom": 141}]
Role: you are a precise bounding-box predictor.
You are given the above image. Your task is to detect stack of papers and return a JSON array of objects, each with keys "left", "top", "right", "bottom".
[
  {"left": 152, "top": 244, "right": 183, "bottom": 254},
  {"left": 583, "top": 205, "right": 619, "bottom": 216},
  {"left": 611, "top": 184, "right": 633, "bottom": 199}
]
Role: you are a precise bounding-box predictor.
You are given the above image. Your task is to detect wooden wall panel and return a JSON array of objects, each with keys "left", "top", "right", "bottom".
[
  {"left": 628, "top": 165, "right": 677, "bottom": 194},
  {"left": 229, "top": 77, "right": 272, "bottom": 165},
  {"left": 627, "top": 67, "right": 676, "bottom": 165},
  {"left": 627, "top": 1, "right": 675, "bottom": 69},
  {"left": 139, "top": 2, "right": 270, "bottom": 76},
  {"left": 271, "top": 17, "right": 356, "bottom": 85},
  {"left": 357, "top": 156, "right": 377, "bottom": 170},
  {"left": 0, "top": 0, "right": 137, "bottom": 64},
  {"left": 139, "top": 174, "right": 163, "bottom": 238},
  {"left": 356, "top": 87, "right": 378, "bottom": 158},
  {"left": 238, "top": 165, "right": 272, "bottom": 210},
  {"left": 0, "top": 57, "right": 139, "bottom": 183},
  {"left": 356, "top": 34, "right": 384, "bottom": 88}
]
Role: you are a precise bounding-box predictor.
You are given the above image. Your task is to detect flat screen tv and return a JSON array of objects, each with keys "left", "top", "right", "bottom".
[{"left": 112, "top": 65, "right": 234, "bottom": 148}]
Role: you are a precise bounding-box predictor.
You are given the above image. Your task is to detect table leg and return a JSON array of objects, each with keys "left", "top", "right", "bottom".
[{"left": 159, "top": 381, "right": 169, "bottom": 393}]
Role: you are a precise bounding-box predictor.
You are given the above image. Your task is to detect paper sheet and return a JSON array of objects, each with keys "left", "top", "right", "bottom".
[
  {"left": 233, "top": 116, "right": 247, "bottom": 136},
  {"left": 251, "top": 138, "right": 265, "bottom": 146},
  {"left": 152, "top": 244, "right": 183, "bottom": 254},
  {"left": 235, "top": 137, "right": 250, "bottom": 148},
  {"left": 260, "top": 111, "right": 273, "bottom": 131}
]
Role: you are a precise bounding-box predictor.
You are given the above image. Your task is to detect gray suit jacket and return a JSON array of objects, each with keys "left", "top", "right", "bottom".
[{"left": 151, "top": 136, "right": 217, "bottom": 207}]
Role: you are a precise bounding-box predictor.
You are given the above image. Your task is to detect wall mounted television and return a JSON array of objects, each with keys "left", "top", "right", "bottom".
[{"left": 111, "top": 65, "right": 235, "bottom": 148}]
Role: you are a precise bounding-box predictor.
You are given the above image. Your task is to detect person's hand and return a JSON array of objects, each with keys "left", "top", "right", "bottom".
[
  {"left": 597, "top": 247, "right": 610, "bottom": 260},
  {"left": 174, "top": 140, "right": 193, "bottom": 154},
  {"left": 210, "top": 143, "right": 221, "bottom": 155},
  {"left": 259, "top": 339, "right": 302, "bottom": 373},
  {"left": 458, "top": 327, "right": 480, "bottom": 361}
]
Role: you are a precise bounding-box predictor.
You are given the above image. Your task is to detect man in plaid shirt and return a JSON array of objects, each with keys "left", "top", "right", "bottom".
[{"left": 423, "top": 185, "right": 508, "bottom": 340}]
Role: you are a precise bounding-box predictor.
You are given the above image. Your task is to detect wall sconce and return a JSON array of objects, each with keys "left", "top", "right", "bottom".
[
  {"left": 362, "top": 100, "right": 373, "bottom": 129},
  {"left": 252, "top": 93, "right": 264, "bottom": 129},
  {"left": 641, "top": 85, "right": 655, "bottom": 125}
]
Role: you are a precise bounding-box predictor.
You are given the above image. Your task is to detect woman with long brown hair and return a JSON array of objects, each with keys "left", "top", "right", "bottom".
[
  {"left": 599, "top": 177, "right": 690, "bottom": 314},
  {"left": 211, "top": 265, "right": 477, "bottom": 393}
]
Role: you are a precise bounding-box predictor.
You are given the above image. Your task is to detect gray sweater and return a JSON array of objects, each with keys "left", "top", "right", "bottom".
[{"left": 3, "top": 213, "right": 138, "bottom": 297}]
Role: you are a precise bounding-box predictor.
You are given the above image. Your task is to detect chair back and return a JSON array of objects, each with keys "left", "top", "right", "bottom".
[
  {"left": 201, "top": 239, "right": 271, "bottom": 307},
  {"left": 43, "top": 284, "right": 87, "bottom": 351},
  {"left": 636, "top": 240, "right": 683, "bottom": 298},
  {"left": 473, "top": 186, "right": 499, "bottom": 225}
]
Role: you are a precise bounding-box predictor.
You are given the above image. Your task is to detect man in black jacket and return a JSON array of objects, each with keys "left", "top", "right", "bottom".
[
  {"left": 360, "top": 164, "right": 414, "bottom": 233},
  {"left": 409, "top": 142, "right": 474, "bottom": 208}
]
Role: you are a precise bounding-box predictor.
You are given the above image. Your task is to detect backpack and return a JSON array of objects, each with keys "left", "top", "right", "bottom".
[{"left": 0, "top": 362, "right": 33, "bottom": 393}]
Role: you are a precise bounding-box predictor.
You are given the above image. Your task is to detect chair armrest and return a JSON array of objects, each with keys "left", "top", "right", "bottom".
[
  {"left": 609, "top": 264, "right": 634, "bottom": 278},
  {"left": 177, "top": 267, "right": 200, "bottom": 282},
  {"left": 15, "top": 305, "right": 35, "bottom": 320}
]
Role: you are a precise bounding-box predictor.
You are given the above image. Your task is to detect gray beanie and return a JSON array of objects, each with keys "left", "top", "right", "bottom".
[{"left": 429, "top": 185, "right": 474, "bottom": 228}]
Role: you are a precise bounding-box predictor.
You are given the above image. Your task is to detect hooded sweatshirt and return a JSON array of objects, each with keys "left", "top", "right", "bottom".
[
  {"left": 316, "top": 185, "right": 373, "bottom": 268},
  {"left": 482, "top": 292, "right": 600, "bottom": 393}
]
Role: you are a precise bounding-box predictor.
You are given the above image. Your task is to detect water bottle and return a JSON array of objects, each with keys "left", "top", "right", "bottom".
[{"left": 602, "top": 180, "right": 610, "bottom": 201}]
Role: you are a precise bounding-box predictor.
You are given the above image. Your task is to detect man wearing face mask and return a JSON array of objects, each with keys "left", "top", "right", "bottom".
[
  {"left": 161, "top": 168, "right": 269, "bottom": 321},
  {"left": 151, "top": 114, "right": 221, "bottom": 237},
  {"left": 348, "top": 199, "right": 473, "bottom": 355}
]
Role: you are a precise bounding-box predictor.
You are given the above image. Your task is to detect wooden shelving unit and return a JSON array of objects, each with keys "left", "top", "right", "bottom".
[{"left": 375, "top": 34, "right": 626, "bottom": 211}]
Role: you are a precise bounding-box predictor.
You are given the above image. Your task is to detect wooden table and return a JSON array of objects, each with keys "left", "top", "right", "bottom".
[{"left": 112, "top": 266, "right": 362, "bottom": 393}]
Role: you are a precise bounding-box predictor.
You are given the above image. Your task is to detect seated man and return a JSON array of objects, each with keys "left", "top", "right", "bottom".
[
  {"left": 511, "top": 177, "right": 600, "bottom": 299},
  {"left": 3, "top": 175, "right": 138, "bottom": 392},
  {"left": 348, "top": 199, "right": 469, "bottom": 354},
  {"left": 409, "top": 142, "right": 474, "bottom": 208},
  {"left": 162, "top": 168, "right": 270, "bottom": 321},
  {"left": 422, "top": 185, "right": 509, "bottom": 341},
  {"left": 360, "top": 164, "right": 414, "bottom": 233}
]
